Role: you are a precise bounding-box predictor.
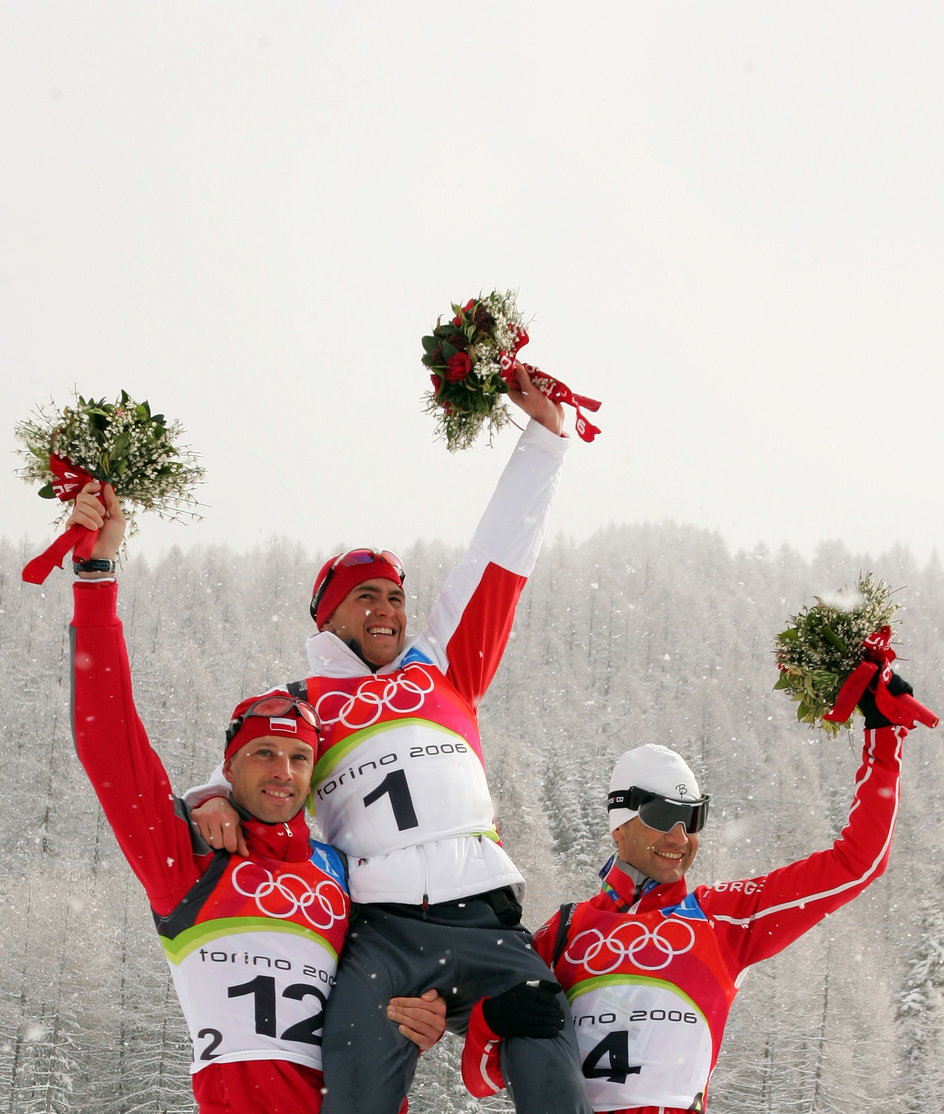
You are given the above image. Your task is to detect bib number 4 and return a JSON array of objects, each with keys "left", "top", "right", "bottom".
[{"left": 583, "top": 1031, "right": 641, "bottom": 1084}]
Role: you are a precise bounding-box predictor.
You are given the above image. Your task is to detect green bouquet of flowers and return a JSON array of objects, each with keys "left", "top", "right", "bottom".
[{"left": 773, "top": 573, "right": 900, "bottom": 735}]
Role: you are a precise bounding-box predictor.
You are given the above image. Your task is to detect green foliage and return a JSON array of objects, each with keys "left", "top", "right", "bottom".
[
  {"left": 773, "top": 573, "right": 899, "bottom": 736},
  {"left": 14, "top": 388, "right": 205, "bottom": 535}
]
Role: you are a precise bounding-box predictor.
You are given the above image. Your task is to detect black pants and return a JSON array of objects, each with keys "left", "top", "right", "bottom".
[{"left": 321, "top": 893, "right": 592, "bottom": 1114}]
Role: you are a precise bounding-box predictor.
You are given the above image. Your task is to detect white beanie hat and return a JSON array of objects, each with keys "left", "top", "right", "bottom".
[{"left": 608, "top": 744, "right": 701, "bottom": 830}]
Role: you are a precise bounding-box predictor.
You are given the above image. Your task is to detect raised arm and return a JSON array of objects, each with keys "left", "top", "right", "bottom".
[
  {"left": 506, "top": 360, "right": 565, "bottom": 436},
  {"left": 69, "top": 482, "right": 204, "bottom": 913},
  {"left": 417, "top": 368, "right": 569, "bottom": 704},
  {"left": 704, "top": 720, "right": 904, "bottom": 970}
]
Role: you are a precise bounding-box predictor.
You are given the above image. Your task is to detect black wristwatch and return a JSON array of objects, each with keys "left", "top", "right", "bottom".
[{"left": 73, "top": 558, "right": 116, "bottom": 574}]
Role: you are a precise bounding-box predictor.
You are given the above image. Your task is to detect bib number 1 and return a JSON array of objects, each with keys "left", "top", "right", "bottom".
[{"left": 363, "top": 769, "right": 418, "bottom": 831}]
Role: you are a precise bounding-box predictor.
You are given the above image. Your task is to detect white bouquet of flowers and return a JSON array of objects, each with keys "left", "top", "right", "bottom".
[{"left": 16, "top": 389, "right": 204, "bottom": 582}]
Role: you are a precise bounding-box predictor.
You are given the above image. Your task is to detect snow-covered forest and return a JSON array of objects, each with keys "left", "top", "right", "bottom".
[{"left": 2, "top": 525, "right": 943, "bottom": 1113}]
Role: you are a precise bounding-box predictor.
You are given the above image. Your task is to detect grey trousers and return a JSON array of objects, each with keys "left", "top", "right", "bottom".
[{"left": 320, "top": 893, "right": 592, "bottom": 1114}]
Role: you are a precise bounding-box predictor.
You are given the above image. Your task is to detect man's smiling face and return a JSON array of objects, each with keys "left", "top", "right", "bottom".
[
  {"left": 223, "top": 737, "right": 314, "bottom": 824},
  {"left": 321, "top": 578, "right": 407, "bottom": 668},
  {"left": 613, "top": 816, "right": 699, "bottom": 884}
]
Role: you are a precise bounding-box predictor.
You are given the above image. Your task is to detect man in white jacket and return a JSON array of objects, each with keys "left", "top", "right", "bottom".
[{"left": 190, "top": 366, "right": 592, "bottom": 1114}]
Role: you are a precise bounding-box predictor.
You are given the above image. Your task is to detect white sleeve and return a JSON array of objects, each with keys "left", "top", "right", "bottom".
[
  {"left": 464, "top": 418, "right": 567, "bottom": 576},
  {"left": 181, "top": 762, "right": 229, "bottom": 808},
  {"left": 412, "top": 419, "right": 567, "bottom": 673}
]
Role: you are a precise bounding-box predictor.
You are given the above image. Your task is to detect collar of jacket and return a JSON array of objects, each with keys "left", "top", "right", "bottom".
[
  {"left": 237, "top": 804, "right": 312, "bottom": 863},
  {"left": 305, "top": 629, "right": 415, "bottom": 678},
  {"left": 599, "top": 854, "right": 690, "bottom": 913}
]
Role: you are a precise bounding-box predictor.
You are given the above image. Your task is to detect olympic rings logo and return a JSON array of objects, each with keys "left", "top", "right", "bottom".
[
  {"left": 232, "top": 862, "right": 347, "bottom": 930},
  {"left": 564, "top": 918, "right": 696, "bottom": 974},
  {"left": 315, "top": 665, "right": 436, "bottom": 730}
]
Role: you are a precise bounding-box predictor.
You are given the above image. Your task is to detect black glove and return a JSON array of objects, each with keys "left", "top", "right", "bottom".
[
  {"left": 481, "top": 980, "right": 565, "bottom": 1038},
  {"left": 858, "top": 672, "right": 914, "bottom": 728}
]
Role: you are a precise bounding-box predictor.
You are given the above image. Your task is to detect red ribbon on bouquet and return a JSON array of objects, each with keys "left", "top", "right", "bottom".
[
  {"left": 499, "top": 327, "right": 602, "bottom": 443},
  {"left": 823, "top": 626, "right": 939, "bottom": 729},
  {"left": 21, "top": 454, "right": 101, "bottom": 584}
]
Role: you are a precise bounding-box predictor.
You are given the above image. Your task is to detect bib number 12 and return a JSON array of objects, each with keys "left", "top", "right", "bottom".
[{"left": 196, "top": 974, "right": 328, "bottom": 1060}]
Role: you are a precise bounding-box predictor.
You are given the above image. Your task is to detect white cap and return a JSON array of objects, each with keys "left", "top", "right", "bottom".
[{"left": 608, "top": 744, "right": 701, "bottom": 830}]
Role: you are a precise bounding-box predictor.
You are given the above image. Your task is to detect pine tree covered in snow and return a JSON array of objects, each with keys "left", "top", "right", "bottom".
[{"left": 896, "top": 898, "right": 944, "bottom": 1112}]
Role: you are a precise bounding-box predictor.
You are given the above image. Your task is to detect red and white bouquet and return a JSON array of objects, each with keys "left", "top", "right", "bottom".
[{"left": 421, "top": 290, "right": 601, "bottom": 452}]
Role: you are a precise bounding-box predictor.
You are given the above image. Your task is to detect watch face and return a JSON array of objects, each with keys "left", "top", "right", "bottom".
[{"left": 74, "top": 559, "right": 115, "bottom": 572}]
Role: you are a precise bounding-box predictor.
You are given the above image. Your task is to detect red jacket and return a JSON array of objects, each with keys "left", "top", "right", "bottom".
[
  {"left": 462, "top": 726, "right": 904, "bottom": 1113},
  {"left": 71, "top": 580, "right": 350, "bottom": 1114}
]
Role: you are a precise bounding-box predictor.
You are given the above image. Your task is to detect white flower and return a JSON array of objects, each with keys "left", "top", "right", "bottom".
[{"left": 15, "top": 390, "right": 205, "bottom": 536}]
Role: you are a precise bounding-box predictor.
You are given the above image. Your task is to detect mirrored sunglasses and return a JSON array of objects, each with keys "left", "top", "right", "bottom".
[{"left": 608, "top": 786, "right": 710, "bottom": 834}]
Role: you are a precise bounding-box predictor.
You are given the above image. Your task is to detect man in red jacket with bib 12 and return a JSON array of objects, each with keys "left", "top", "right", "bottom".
[{"left": 67, "top": 482, "right": 445, "bottom": 1113}]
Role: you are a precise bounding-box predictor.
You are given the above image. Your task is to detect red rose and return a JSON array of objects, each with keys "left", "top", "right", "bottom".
[
  {"left": 429, "top": 373, "right": 442, "bottom": 394},
  {"left": 446, "top": 352, "right": 473, "bottom": 381}
]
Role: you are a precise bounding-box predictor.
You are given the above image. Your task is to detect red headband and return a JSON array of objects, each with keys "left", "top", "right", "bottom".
[
  {"left": 224, "top": 695, "right": 319, "bottom": 761},
  {"left": 312, "top": 552, "right": 404, "bottom": 628}
]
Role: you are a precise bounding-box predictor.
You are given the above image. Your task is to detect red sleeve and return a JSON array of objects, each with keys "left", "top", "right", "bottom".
[
  {"left": 460, "top": 999, "right": 507, "bottom": 1099},
  {"left": 71, "top": 580, "right": 206, "bottom": 915},
  {"left": 443, "top": 564, "right": 526, "bottom": 707},
  {"left": 701, "top": 726, "right": 903, "bottom": 972}
]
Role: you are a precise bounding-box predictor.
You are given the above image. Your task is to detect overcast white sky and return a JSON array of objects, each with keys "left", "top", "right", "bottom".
[{"left": 2, "top": 2, "right": 942, "bottom": 571}]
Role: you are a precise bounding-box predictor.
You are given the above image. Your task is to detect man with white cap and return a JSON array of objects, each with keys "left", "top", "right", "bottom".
[
  {"left": 604, "top": 744, "right": 706, "bottom": 891},
  {"left": 462, "top": 676, "right": 929, "bottom": 1113}
]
